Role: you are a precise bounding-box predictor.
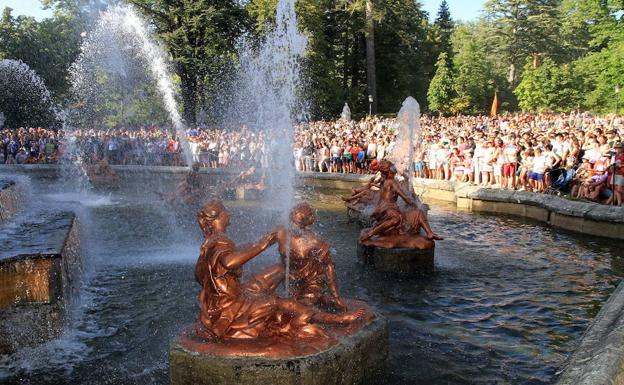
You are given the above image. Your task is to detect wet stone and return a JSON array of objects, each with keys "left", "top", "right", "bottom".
[
  {"left": 357, "top": 242, "right": 434, "bottom": 274},
  {"left": 169, "top": 313, "right": 389, "bottom": 385},
  {"left": 0, "top": 212, "right": 82, "bottom": 353},
  {"left": 0, "top": 179, "right": 18, "bottom": 222}
]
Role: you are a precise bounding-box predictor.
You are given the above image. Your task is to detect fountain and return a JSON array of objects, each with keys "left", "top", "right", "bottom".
[
  {"left": 169, "top": 201, "right": 388, "bottom": 385},
  {"left": 167, "top": 1, "right": 388, "bottom": 383},
  {"left": 2, "top": 2, "right": 624, "bottom": 384},
  {"left": 225, "top": 0, "right": 306, "bottom": 212},
  {"left": 68, "top": 5, "right": 192, "bottom": 167},
  {"left": 0, "top": 59, "right": 59, "bottom": 130},
  {"left": 344, "top": 97, "right": 441, "bottom": 273},
  {"left": 341, "top": 103, "right": 351, "bottom": 121}
]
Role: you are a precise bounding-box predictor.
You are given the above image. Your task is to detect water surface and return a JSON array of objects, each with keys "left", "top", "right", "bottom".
[{"left": 0, "top": 176, "right": 622, "bottom": 385}]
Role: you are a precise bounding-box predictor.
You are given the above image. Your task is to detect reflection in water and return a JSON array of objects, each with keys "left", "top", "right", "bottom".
[{"left": 0, "top": 178, "right": 622, "bottom": 385}]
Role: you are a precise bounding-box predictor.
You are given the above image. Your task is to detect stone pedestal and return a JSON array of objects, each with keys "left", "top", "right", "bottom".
[
  {"left": 357, "top": 242, "right": 434, "bottom": 274},
  {"left": 169, "top": 310, "right": 388, "bottom": 385},
  {"left": 235, "top": 187, "right": 261, "bottom": 201},
  {"left": 0, "top": 212, "right": 82, "bottom": 353}
]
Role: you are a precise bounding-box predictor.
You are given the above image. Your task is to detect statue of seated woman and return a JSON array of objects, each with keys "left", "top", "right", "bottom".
[
  {"left": 359, "top": 160, "right": 443, "bottom": 250},
  {"left": 276, "top": 203, "right": 352, "bottom": 313},
  {"left": 194, "top": 201, "right": 366, "bottom": 343}
]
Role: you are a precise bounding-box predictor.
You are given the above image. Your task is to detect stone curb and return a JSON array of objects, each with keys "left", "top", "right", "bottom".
[{"left": 554, "top": 281, "right": 624, "bottom": 385}]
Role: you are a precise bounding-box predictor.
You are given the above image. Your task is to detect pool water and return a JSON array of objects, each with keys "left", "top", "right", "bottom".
[{"left": 0, "top": 176, "right": 622, "bottom": 385}]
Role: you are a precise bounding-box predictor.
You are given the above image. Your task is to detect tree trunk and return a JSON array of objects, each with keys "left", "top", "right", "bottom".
[
  {"left": 365, "top": 0, "right": 378, "bottom": 114},
  {"left": 508, "top": 63, "right": 516, "bottom": 84},
  {"left": 179, "top": 68, "right": 197, "bottom": 127}
]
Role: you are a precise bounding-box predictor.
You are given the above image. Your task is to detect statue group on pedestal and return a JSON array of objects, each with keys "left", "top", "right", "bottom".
[
  {"left": 345, "top": 159, "right": 442, "bottom": 250},
  {"left": 192, "top": 201, "right": 370, "bottom": 353},
  {"left": 184, "top": 158, "right": 440, "bottom": 354}
]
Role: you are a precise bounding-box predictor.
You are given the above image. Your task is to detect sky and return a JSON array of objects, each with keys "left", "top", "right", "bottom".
[{"left": 2, "top": 0, "right": 486, "bottom": 22}]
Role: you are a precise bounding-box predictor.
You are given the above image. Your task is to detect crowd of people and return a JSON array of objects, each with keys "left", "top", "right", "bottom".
[
  {"left": 294, "top": 113, "right": 624, "bottom": 206},
  {"left": 2, "top": 112, "right": 623, "bottom": 205}
]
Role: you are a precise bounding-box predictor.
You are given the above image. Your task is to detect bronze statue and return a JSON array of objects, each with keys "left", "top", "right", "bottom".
[
  {"left": 277, "top": 203, "right": 348, "bottom": 311},
  {"left": 359, "top": 160, "right": 443, "bottom": 249},
  {"left": 188, "top": 201, "right": 369, "bottom": 357},
  {"left": 342, "top": 175, "right": 381, "bottom": 212},
  {"left": 161, "top": 163, "right": 205, "bottom": 205},
  {"left": 228, "top": 166, "right": 266, "bottom": 191},
  {"left": 87, "top": 158, "right": 118, "bottom": 188}
]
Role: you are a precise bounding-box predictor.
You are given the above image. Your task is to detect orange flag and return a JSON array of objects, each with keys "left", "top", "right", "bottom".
[{"left": 491, "top": 92, "right": 499, "bottom": 117}]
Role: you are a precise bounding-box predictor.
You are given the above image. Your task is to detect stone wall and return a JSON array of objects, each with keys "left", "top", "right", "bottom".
[
  {"left": 3, "top": 165, "right": 622, "bottom": 239},
  {"left": 0, "top": 213, "right": 82, "bottom": 353},
  {"left": 297, "top": 173, "right": 624, "bottom": 240},
  {"left": 0, "top": 180, "right": 18, "bottom": 221},
  {"left": 554, "top": 281, "right": 624, "bottom": 385}
]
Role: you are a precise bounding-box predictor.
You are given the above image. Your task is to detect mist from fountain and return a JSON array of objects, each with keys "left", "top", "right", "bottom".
[
  {"left": 68, "top": 5, "right": 192, "bottom": 167},
  {"left": 387, "top": 96, "right": 426, "bottom": 211},
  {"left": 0, "top": 59, "right": 60, "bottom": 129},
  {"left": 227, "top": 0, "right": 307, "bottom": 220}
]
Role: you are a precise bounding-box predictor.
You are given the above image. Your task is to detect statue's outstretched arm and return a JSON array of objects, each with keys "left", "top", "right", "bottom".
[{"left": 221, "top": 233, "right": 275, "bottom": 270}]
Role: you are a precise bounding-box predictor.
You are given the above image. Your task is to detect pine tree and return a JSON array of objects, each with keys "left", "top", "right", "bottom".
[
  {"left": 484, "top": 0, "right": 562, "bottom": 86},
  {"left": 434, "top": 0, "right": 454, "bottom": 60},
  {"left": 427, "top": 52, "right": 455, "bottom": 115}
]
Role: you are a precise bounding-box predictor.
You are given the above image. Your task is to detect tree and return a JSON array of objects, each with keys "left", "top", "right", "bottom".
[
  {"left": 514, "top": 56, "right": 582, "bottom": 112},
  {"left": 375, "top": 0, "right": 432, "bottom": 112},
  {"left": 564, "top": 0, "right": 624, "bottom": 112},
  {"left": 427, "top": 52, "right": 454, "bottom": 115},
  {"left": 365, "top": 0, "right": 377, "bottom": 114},
  {"left": 450, "top": 22, "right": 504, "bottom": 114},
  {"left": 0, "top": 7, "right": 82, "bottom": 101},
  {"left": 434, "top": 0, "right": 454, "bottom": 61},
  {"left": 127, "top": 0, "right": 248, "bottom": 125},
  {"left": 484, "top": 0, "right": 562, "bottom": 87}
]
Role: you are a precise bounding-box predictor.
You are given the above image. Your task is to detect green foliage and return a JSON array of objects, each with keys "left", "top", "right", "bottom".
[
  {"left": 427, "top": 52, "right": 455, "bottom": 115},
  {"left": 1, "top": 0, "right": 622, "bottom": 123},
  {"left": 127, "top": 0, "right": 249, "bottom": 124},
  {"left": 450, "top": 22, "right": 503, "bottom": 114},
  {"left": 0, "top": 7, "right": 82, "bottom": 101},
  {"left": 484, "top": 0, "right": 562, "bottom": 86},
  {"left": 514, "top": 57, "right": 582, "bottom": 112},
  {"left": 433, "top": 0, "right": 454, "bottom": 61}
]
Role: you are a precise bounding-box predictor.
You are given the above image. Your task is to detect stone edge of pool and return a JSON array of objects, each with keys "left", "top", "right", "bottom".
[
  {"left": 300, "top": 172, "right": 624, "bottom": 241},
  {"left": 1, "top": 164, "right": 622, "bottom": 240},
  {"left": 0, "top": 212, "right": 82, "bottom": 354}
]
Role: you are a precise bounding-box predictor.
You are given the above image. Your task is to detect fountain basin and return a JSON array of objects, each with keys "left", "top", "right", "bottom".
[
  {"left": 0, "top": 179, "right": 18, "bottom": 221},
  {"left": 357, "top": 242, "right": 434, "bottom": 274},
  {"left": 169, "top": 303, "right": 388, "bottom": 385},
  {"left": 0, "top": 212, "right": 81, "bottom": 353}
]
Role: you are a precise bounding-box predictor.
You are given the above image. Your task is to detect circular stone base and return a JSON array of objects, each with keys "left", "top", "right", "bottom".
[
  {"left": 169, "top": 310, "right": 388, "bottom": 385},
  {"left": 357, "top": 241, "right": 434, "bottom": 274}
]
